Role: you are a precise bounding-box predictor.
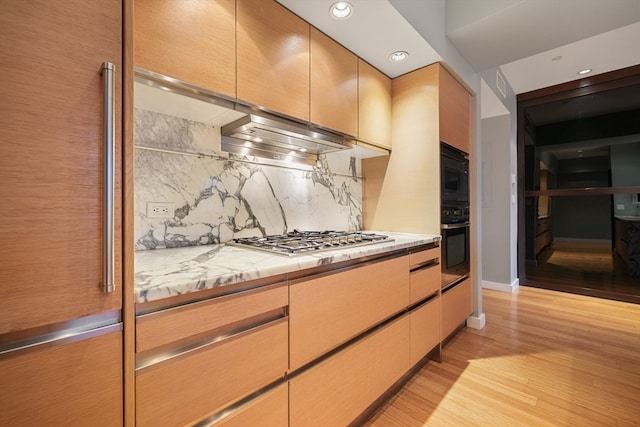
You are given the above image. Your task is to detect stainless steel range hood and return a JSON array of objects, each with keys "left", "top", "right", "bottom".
[
  {"left": 134, "top": 67, "right": 370, "bottom": 166},
  {"left": 221, "top": 108, "right": 352, "bottom": 165}
]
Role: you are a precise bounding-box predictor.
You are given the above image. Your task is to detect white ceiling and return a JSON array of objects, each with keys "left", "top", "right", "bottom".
[{"left": 276, "top": 0, "right": 640, "bottom": 96}]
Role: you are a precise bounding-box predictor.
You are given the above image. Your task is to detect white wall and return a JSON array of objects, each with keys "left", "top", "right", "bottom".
[{"left": 479, "top": 67, "right": 519, "bottom": 292}]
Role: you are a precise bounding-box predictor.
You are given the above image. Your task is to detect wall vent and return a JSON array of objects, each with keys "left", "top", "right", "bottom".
[{"left": 496, "top": 69, "right": 507, "bottom": 99}]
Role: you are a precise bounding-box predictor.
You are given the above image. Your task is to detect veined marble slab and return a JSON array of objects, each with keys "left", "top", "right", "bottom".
[{"left": 134, "top": 231, "right": 440, "bottom": 303}]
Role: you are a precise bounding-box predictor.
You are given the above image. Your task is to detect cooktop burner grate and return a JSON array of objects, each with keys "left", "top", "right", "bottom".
[{"left": 228, "top": 230, "right": 392, "bottom": 256}]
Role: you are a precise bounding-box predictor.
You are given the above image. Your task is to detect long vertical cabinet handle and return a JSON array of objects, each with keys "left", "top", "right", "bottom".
[{"left": 101, "top": 62, "right": 116, "bottom": 293}]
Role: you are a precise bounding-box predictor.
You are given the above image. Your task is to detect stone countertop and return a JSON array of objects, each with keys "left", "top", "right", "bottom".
[{"left": 134, "top": 231, "right": 440, "bottom": 304}]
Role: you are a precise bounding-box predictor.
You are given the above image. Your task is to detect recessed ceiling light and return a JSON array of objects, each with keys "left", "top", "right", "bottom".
[
  {"left": 389, "top": 51, "right": 409, "bottom": 63},
  {"left": 329, "top": 2, "right": 353, "bottom": 20},
  {"left": 577, "top": 68, "right": 592, "bottom": 75}
]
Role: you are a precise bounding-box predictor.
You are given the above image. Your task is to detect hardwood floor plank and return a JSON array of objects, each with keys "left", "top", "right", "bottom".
[{"left": 364, "top": 287, "right": 640, "bottom": 426}]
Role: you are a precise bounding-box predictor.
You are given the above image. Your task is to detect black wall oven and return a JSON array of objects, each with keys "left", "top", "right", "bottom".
[{"left": 441, "top": 143, "right": 470, "bottom": 289}]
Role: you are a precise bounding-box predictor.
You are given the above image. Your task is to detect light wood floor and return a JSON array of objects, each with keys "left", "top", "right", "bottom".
[
  {"left": 526, "top": 239, "right": 640, "bottom": 303},
  {"left": 364, "top": 286, "right": 640, "bottom": 426}
]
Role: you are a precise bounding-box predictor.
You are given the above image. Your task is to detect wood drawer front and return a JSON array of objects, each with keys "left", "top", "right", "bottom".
[
  {"left": 290, "top": 315, "right": 411, "bottom": 427},
  {"left": 215, "top": 383, "right": 288, "bottom": 427},
  {"left": 136, "top": 320, "right": 288, "bottom": 427},
  {"left": 136, "top": 283, "right": 287, "bottom": 353},
  {"left": 410, "top": 297, "right": 440, "bottom": 365},
  {"left": 410, "top": 263, "right": 440, "bottom": 304},
  {"left": 289, "top": 256, "right": 410, "bottom": 371},
  {"left": 0, "top": 331, "right": 122, "bottom": 426},
  {"left": 409, "top": 247, "right": 440, "bottom": 268},
  {"left": 441, "top": 278, "right": 472, "bottom": 340}
]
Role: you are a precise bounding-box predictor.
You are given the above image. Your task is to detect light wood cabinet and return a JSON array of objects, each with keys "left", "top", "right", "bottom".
[
  {"left": 135, "top": 284, "right": 288, "bottom": 426},
  {"left": 310, "top": 27, "right": 359, "bottom": 136},
  {"left": 289, "top": 315, "right": 411, "bottom": 427},
  {"left": 289, "top": 256, "right": 410, "bottom": 371},
  {"left": 409, "top": 247, "right": 441, "bottom": 304},
  {"left": 136, "top": 283, "right": 288, "bottom": 353},
  {"left": 237, "top": 0, "right": 310, "bottom": 120},
  {"left": 136, "top": 319, "right": 288, "bottom": 427},
  {"left": 134, "top": 0, "right": 236, "bottom": 98},
  {"left": 363, "top": 65, "right": 441, "bottom": 235},
  {"left": 358, "top": 59, "right": 392, "bottom": 149},
  {"left": 214, "top": 383, "right": 288, "bottom": 427},
  {"left": 441, "top": 278, "right": 472, "bottom": 340},
  {"left": 439, "top": 65, "right": 471, "bottom": 154},
  {"left": 0, "top": 0, "right": 123, "bottom": 335},
  {"left": 0, "top": 330, "right": 123, "bottom": 426},
  {"left": 410, "top": 297, "right": 440, "bottom": 366}
]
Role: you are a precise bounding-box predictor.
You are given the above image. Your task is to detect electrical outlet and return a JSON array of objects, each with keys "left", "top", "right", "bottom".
[
  {"left": 147, "top": 202, "right": 175, "bottom": 219},
  {"left": 616, "top": 204, "right": 625, "bottom": 211}
]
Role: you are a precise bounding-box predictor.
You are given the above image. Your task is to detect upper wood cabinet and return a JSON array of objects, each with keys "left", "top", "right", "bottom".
[
  {"left": 310, "top": 27, "right": 358, "bottom": 137},
  {"left": 358, "top": 59, "right": 392, "bottom": 149},
  {"left": 439, "top": 65, "right": 471, "bottom": 154},
  {"left": 237, "top": 0, "right": 310, "bottom": 120},
  {"left": 363, "top": 65, "right": 441, "bottom": 235},
  {"left": 134, "top": 0, "right": 236, "bottom": 98}
]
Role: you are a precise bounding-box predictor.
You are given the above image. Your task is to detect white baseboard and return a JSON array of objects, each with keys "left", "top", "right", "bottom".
[
  {"left": 467, "top": 313, "right": 486, "bottom": 330},
  {"left": 482, "top": 278, "right": 519, "bottom": 293}
]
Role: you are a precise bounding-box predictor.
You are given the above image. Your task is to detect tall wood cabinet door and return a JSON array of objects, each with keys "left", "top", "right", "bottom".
[
  {"left": 0, "top": 330, "right": 123, "bottom": 426},
  {"left": 135, "top": 0, "right": 236, "bottom": 98},
  {"left": 358, "top": 59, "right": 392, "bottom": 149},
  {"left": 0, "top": 0, "right": 122, "bottom": 334},
  {"left": 439, "top": 65, "right": 471, "bottom": 154},
  {"left": 310, "top": 27, "right": 358, "bottom": 136},
  {"left": 237, "top": 0, "right": 310, "bottom": 120}
]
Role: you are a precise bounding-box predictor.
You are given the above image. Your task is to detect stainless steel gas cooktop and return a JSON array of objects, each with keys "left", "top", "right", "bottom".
[{"left": 228, "top": 230, "right": 392, "bottom": 256}]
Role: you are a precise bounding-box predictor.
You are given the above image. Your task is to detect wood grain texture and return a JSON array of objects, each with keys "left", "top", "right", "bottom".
[
  {"left": 441, "top": 278, "right": 472, "bottom": 340},
  {"left": 363, "top": 64, "right": 440, "bottom": 235},
  {"left": 290, "top": 315, "right": 411, "bottom": 427},
  {"left": 237, "top": 0, "right": 310, "bottom": 120},
  {"left": 289, "top": 256, "right": 410, "bottom": 371},
  {"left": 409, "top": 247, "right": 441, "bottom": 304},
  {"left": 409, "top": 247, "right": 440, "bottom": 268},
  {"left": 365, "top": 286, "right": 640, "bottom": 426},
  {"left": 0, "top": 0, "right": 122, "bottom": 334},
  {"left": 136, "top": 320, "right": 288, "bottom": 427},
  {"left": 134, "top": 0, "right": 236, "bottom": 98},
  {"left": 439, "top": 66, "right": 471, "bottom": 154},
  {"left": 216, "top": 383, "right": 288, "bottom": 427},
  {"left": 136, "top": 283, "right": 287, "bottom": 352},
  {"left": 310, "top": 27, "right": 358, "bottom": 136},
  {"left": 358, "top": 59, "right": 392, "bottom": 149},
  {"left": 410, "top": 264, "right": 441, "bottom": 304},
  {"left": 0, "top": 331, "right": 123, "bottom": 426},
  {"left": 410, "top": 297, "right": 440, "bottom": 366}
]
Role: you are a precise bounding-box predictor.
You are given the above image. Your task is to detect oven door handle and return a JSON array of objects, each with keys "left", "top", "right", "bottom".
[{"left": 441, "top": 222, "right": 470, "bottom": 230}]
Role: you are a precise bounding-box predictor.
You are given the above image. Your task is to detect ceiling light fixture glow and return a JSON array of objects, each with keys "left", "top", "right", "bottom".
[
  {"left": 389, "top": 51, "right": 409, "bottom": 63},
  {"left": 577, "top": 68, "right": 592, "bottom": 75},
  {"left": 329, "top": 2, "right": 353, "bottom": 20}
]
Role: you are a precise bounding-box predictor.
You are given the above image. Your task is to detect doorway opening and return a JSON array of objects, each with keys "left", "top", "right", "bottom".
[{"left": 517, "top": 65, "right": 640, "bottom": 304}]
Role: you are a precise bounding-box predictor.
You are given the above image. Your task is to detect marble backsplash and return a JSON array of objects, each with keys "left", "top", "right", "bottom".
[{"left": 134, "top": 109, "right": 363, "bottom": 250}]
